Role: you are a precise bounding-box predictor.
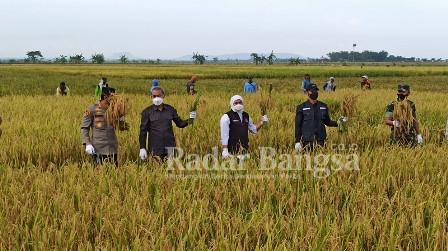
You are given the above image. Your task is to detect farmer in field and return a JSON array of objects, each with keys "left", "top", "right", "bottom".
[
  {"left": 81, "top": 87, "right": 119, "bottom": 167},
  {"left": 243, "top": 76, "right": 258, "bottom": 93},
  {"left": 95, "top": 76, "right": 109, "bottom": 96},
  {"left": 361, "top": 75, "right": 371, "bottom": 90},
  {"left": 385, "top": 84, "right": 422, "bottom": 146},
  {"left": 56, "top": 81, "right": 70, "bottom": 96},
  {"left": 186, "top": 75, "right": 198, "bottom": 95},
  {"left": 139, "top": 87, "right": 197, "bottom": 161},
  {"left": 149, "top": 79, "right": 159, "bottom": 95},
  {"left": 301, "top": 73, "right": 312, "bottom": 93},
  {"left": 220, "top": 95, "right": 268, "bottom": 159},
  {"left": 295, "top": 84, "right": 344, "bottom": 151},
  {"left": 323, "top": 77, "right": 336, "bottom": 92}
]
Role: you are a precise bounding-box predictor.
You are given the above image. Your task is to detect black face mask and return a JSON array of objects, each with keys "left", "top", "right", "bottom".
[
  {"left": 309, "top": 92, "right": 318, "bottom": 100},
  {"left": 397, "top": 94, "right": 407, "bottom": 100}
]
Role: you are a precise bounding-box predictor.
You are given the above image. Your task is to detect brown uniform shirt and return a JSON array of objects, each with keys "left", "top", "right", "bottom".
[{"left": 81, "top": 102, "right": 118, "bottom": 155}]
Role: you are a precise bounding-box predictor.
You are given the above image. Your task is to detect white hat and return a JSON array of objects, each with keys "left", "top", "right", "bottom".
[
  {"left": 330, "top": 77, "right": 334, "bottom": 80},
  {"left": 361, "top": 75, "right": 368, "bottom": 79},
  {"left": 230, "top": 95, "right": 243, "bottom": 107}
]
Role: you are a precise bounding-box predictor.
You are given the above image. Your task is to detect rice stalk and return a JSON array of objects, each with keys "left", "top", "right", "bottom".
[
  {"left": 259, "top": 84, "right": 273, "bottom": 129},
  {"left": 338, "top": 92, "right": 358, "bottom": 133}
]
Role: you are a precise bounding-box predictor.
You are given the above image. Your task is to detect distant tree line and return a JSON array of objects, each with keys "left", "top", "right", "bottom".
[
  {"left": 326, "top": 50, "right": 446, "bottom": 62},
  {"left": 1, "top": 50, "right": 446, "bottom": 64}
]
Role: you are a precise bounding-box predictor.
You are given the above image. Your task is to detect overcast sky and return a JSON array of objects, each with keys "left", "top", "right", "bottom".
[{"left": 1, "top": 0, "right": 447, "bottom": 60}]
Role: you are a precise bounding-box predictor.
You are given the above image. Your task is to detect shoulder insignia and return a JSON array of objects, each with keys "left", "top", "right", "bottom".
[{"left": 85, "top": 109, "right": 91, "bottom": 116}]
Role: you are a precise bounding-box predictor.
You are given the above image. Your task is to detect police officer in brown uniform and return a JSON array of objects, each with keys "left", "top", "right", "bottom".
[{"left": 81, "top": 87, "right": 118, "bottom": 166}]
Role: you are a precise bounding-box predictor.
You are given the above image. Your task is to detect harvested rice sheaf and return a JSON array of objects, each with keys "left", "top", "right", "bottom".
[
  {"left": 106, "top": 94, "right": 128, "bottom": 128},
  {"left": 393, "top": 100, "right": 414, "bottom": 137}
]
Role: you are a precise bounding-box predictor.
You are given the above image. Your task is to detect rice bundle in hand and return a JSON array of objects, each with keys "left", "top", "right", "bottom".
[
  {"left": 106, "top": 94, "right": 129, "bottom": 129},
  {"left": 338, "top": 92, "right": 358, "bottom": 133},
  {"left": 393, "top": 100, "right": 414, "bottom": 137},
  {"left": 258, "top": 83, "right": 273, "bottom": 129},
  {"left": 189, "top": 93, "right": 201, "bottom": 126}
]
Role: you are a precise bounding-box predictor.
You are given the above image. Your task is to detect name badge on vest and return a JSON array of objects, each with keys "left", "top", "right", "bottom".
[
  {"left": 232, "top": 120, "right": 239, "bottom": 122},
  {"left": 303, "top": 108, "right": 310, "bottom": 110},
  {"left": 320, "top": 107, "right": 327, "bottom": 110}
]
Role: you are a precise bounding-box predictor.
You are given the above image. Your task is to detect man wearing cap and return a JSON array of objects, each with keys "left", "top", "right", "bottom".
[
  {"left": 220, "top": 95, "right": 268, "bottom": 159},
  {"left": 139, "top": 87, "right": 197, "bottom": 161},
  {"left": 385, "top": 84, "right": 422, "bottom": 146},
  {"left": 301, "top": 73, "right": 312, "bottom": 93},
  {"left": 361, "top": 75, "right": 371, "bottom": 90},
  {"left": 295, "top": 84, "right": 343, "bottom": 151},
  {"left": 243, "top": 76, "right": 258, "bottom": 93},
  {"left": 149, "top": 79, "right": 159, "bottom": 95},
  {"left": 81, "top": 87, "right": 119, "bottom": 167},
  {"left": 56, "top": 82, "right": 70, "bottom": 96},
  {"left": 323, "top": 77, "right": 336, "bottom": 92},
  {"left": 95, "top": 77, "right": 109, "bottom": 96}
]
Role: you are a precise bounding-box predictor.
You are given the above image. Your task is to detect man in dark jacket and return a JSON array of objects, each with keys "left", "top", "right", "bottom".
[
  {"left": 295, "top": 84, "right": 343, "bottom": 151},
  {"left": 139, "top": 87, "right": 197, "bottom": 160}
]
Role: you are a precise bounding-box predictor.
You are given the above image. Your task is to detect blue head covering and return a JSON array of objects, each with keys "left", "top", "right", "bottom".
[{"left": 152, "top": 79, "right": 159, "bottom": 87}]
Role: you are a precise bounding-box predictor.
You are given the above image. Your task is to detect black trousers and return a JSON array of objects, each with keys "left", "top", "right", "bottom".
[{"left": 92, "top": 154, "right": 118, "bottom": 167}]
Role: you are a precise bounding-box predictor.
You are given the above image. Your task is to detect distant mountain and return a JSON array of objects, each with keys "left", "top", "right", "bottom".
[{"left": 171, "top": 52, "right": 305, "bottom": 61}]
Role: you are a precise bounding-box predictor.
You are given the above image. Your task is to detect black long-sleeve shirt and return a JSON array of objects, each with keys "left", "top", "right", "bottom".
[
  {"left": 295, "top": 100, "right": 338, "bottom": 143},
  {"left": 139, "top": 104, "right": 189, "bottom": 155}
]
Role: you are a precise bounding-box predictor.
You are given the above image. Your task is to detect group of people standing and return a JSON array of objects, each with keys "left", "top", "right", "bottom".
[{"left": 77, "top": 73, "right": 424, "bottom": 167}]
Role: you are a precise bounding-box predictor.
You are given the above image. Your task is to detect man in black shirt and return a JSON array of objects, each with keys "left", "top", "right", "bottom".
[
  {"left": 295, "top": 84, "right": 344, "bottom": 151},
  {"left": 139, "top": 87, "right": 197, "bottom": 160}
]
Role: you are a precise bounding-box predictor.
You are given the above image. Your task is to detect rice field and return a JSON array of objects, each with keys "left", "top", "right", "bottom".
[{"left": 1, "top": 63, "right": 448, "bottom": 249}]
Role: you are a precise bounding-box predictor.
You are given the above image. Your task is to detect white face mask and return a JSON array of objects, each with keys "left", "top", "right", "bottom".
[
  {"left": 232, "top": 104, "right": 244, "bottom": 112},
  {"left": 153, "top": 97, "right": 164, "bottom": 106}
]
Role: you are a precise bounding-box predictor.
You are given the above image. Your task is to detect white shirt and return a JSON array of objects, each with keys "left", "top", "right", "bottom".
[{"left": 220, "top": 112, "right": 257, "bottom": 146}]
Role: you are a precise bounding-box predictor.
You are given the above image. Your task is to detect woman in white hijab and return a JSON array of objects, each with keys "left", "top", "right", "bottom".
[{"left": 220, "top": 95, "right": 268, "bottom": 159}]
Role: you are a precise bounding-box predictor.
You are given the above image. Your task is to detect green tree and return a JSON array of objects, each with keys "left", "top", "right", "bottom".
[
  {"left": 54, "top": 55, "right": 68, "bottom": 64},
  {"left": 289, "top": 57, "right": 301, "bottom": 65},
  {"left": 26, "top": 51, "right": 43, "bottom": 63},
  {"left": 91, "top": 53, "right": 105, "bottom": 64},
  {"left": 120, "top": 55, "right": 128, "bottom": 64},
  {"left": 192, "top": 52, "right": 206, "bottom": 64},
  {"left": 266, "top": 50, "right": 277, "bottom": 65},
  {"left": 260, "top": 54, "right": 266, "bottom": 65},
  {"left": 69, "top": 54, "right": 85, "bottom": 64},
  {"left": 250, "top": 53, "right": 261, "bottom": 65}
]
